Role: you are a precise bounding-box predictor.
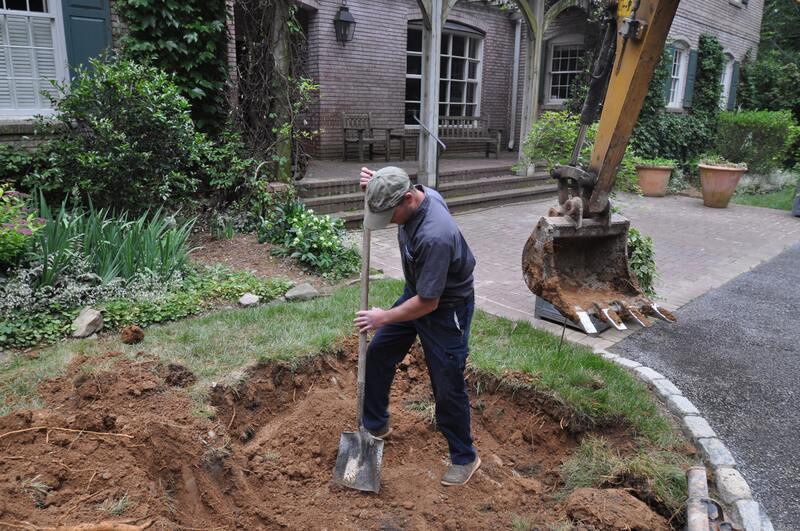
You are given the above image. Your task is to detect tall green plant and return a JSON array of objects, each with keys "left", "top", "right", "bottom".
[
  {"left": 31, "top": 197, "right": 195, "bottom": 288},
  {"left": 116, "top": 0, "right": 229, "bottom": 132}
]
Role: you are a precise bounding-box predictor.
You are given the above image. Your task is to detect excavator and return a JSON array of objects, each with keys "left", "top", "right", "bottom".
[{"left": 522, "top": 0, "right": 680, "bottom": 335}]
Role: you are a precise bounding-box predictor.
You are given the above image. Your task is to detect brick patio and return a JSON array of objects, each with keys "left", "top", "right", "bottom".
[{"left": 368, "top": 193, "right": 800, "bottom": 350}]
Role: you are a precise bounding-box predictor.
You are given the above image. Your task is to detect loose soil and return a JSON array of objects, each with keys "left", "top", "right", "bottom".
[
  {"left": 0, "top": 340, "right": 674, "bottom": 530},
  {"left": 190, "top": 233, "right": 331, "bottom": 291}
]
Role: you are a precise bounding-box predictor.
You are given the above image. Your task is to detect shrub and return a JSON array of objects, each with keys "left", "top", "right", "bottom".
[
  {"left": 715, "top": 110, "right": 796, "bottom": 174},
  {"left": 0, "top": 187, "right": 45, "bottom": 269},
  {"left": 0, "top": 145, "right": 42, "bottom": 187},
  {"left": 627, "top": 228, "right": 657, "bottom": 298},
  {"left": 25, "top": 59, "right": 204, "bottom": 212},
  {"left": 520, "top": 111, "right": 596, "bottom": 171},
  {"left": 738, "top": 50, "right": 800, "bottom": 122},
  {"left": 615, "top": 147, "right": 642, "bottom": 194},
  {"left": 273, "top": 208, "right": 360, "bottom": 280}
]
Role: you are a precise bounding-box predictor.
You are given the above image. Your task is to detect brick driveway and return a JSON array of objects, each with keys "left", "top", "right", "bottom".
[{"left": 368, "top": 193, "right": 800, "bottom": 350}]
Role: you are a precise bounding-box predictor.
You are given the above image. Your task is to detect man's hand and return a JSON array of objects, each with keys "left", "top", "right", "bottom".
[
  {"left": 360, "top": 167, "right": 375, "bottom": 191},
  {"left": 354, "top": 307, "right": 387, "bottom": 332}
]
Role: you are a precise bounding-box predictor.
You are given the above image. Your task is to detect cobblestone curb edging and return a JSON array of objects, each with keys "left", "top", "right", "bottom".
[{"left": 595, "top": 349, "right": 774, "bottom": 531}]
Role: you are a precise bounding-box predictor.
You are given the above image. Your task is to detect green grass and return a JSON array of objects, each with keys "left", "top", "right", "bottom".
[
  {"left": 2, "top": 280, "right": 678, "bottom": 448},
  {"left": 732, "top": 184, "right": 796, "bottom": 210},
  {"left": 561, "top": 436, "right": 689, "bottom": 518}
]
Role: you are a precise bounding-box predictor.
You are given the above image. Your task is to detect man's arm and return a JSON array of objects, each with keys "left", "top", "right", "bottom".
[{"left": 354, "top": 294, "right": 438, "bottom": 332}]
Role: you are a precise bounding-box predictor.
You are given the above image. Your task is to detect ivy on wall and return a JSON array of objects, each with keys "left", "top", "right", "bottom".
[
  {"left": 629, "top": 34, "right": 724, "bottom": 168},
  {"left": 116, "top": 0, "right": 230, "bottom": 133}
]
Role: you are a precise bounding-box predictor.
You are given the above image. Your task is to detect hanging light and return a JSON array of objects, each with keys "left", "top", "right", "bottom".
[{"left": 334, "top": 1, "right": 356, "bottom": 44}]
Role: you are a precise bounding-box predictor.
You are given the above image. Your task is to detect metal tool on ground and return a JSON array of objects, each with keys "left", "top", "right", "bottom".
[
  {"left": 333, "top": 222, "right": 384, "bottom": 493},
  {"left": 522, "top": 0, "right": 679, "bottom": 334}
]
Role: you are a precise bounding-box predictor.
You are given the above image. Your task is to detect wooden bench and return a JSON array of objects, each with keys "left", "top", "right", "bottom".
[
  {"left": 438, "top": 115, "right": 501, "bottom": 158},
  {"left": 342, "top": 112, "right": 406, "bottom": 162}
]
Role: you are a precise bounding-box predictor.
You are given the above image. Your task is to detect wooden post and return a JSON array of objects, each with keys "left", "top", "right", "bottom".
[
  {"left": 517, "top": 0, "right": 544, "bottom": 161},
  {"left": 416, "top": 0, "right": 457, "bottom": 188}
]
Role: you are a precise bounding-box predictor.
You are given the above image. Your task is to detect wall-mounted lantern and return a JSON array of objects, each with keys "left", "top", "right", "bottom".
[{"left": 334, "top": 1, "right": 356, "bottom": 44}]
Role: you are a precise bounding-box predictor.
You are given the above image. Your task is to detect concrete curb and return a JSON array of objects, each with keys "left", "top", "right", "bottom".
[{"left": 596, "top": 349, "right": 774, "bottom": 531}]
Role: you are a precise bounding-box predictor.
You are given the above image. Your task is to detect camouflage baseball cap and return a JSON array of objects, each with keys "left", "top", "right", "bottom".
[{"left": 364, "top": 166, "right": 413, "bottom": 229}]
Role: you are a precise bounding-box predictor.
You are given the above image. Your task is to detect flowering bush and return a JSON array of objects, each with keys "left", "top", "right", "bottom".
[
  {"left": 0, "top": 186, "right": 44, "bottom": 269},
  {"left": 279, "top": 209, "right": 360, "bottom": 279}
]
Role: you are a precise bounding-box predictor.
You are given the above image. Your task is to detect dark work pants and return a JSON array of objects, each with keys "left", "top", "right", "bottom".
[{"left": 363, "top": 289, "right": 477, "bottom": 465}]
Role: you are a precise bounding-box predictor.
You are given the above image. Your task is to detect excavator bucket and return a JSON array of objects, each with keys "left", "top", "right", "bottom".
[{"left": 522, "top": 213, "right": 675, "bottom": 334}]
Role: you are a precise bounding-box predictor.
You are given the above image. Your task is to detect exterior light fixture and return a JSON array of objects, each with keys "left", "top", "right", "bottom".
[{"left": 334, "top": 1, "right": 356, "bottom": 44}]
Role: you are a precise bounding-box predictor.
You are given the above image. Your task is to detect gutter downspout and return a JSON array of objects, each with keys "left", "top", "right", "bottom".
[{"left": 508, "top": 12, "right": 522, "bottom": 151}]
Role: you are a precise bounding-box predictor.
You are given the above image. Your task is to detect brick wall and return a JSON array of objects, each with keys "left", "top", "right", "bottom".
[
  {"left": 108, "top": 0, "right": 127, "bottom": 50},
  {"left": 307, "top": 0, "right": 527, "bottom": 160},
  {"left": 669, "top": 0, "right": 763, "bottom": 60}
]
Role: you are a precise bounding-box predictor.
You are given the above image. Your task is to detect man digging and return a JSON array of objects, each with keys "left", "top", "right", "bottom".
[{"left": 353, "top": 166, "right": 481, "bottom": 486}]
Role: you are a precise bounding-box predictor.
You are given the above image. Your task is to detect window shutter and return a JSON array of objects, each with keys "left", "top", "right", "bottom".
[
  {"left": 662, "top": 43, "right": 675, "bottom": 105},
  {"left": 538, "top": 41, "right": 547, "bottom": 104},
  {"left": 682, "top": 49, "right": 698, "bottom": 108},
  {"left": 727, "top": 60, "right": 740, "bottom": 110},
  {"left": 61, "top": 0, "right": 111, "bottom": 77}
]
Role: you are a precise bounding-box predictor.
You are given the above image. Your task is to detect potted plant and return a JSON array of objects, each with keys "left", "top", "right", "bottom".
[
  {"left": 634, "top": 156, "right": 677, "bottom": 197},
  {"left": 698, "top": 154, "right": 748, "bottom": 208}
]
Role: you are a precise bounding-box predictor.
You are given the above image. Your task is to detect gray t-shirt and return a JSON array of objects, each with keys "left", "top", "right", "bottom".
[{"left": 397, "top": 185, "right": 475, "bottom": 306}]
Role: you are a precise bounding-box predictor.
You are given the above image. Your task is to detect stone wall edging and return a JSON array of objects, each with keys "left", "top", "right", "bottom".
[{"left": 595, "top": 348, "right": 774, "bottom": 531}]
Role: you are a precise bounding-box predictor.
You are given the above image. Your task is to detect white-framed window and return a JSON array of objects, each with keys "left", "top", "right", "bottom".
[
  {"left": 404, "top": 21, "right": 483, "bottom": 126},
  {"left": 667, "top": 41, "right": 690, "bottom": 109},
  {"left": 719, "top": 52, "right": 734, "bottom": 109},
  {"left": 545, "top": 33, "right": 585, "bottom": 106},
  {"left": 0, "top": 0, "right": 68, "bottom": 117}
]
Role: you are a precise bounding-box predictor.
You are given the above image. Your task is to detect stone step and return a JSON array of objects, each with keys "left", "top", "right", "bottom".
[
  {"left": 302, "top": 173, "right": 551, "bottom": 215},
  {"left": 298, "top": 164, "right": 549, "bottom": 198},
  {"left": 328, "top": 183, "right": 558, "bottom": 228}
]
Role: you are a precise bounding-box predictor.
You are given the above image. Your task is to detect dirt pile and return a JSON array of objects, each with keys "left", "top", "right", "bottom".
[{"left": 0, "top": 343, "right": 672, "bottom": 529}]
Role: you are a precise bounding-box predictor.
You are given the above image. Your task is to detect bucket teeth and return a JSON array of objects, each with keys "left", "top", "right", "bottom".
[
  {"left": 574, "top": 308, "right": 598, "bottom": 335},
  {"left": 645, "top": 304, "right": 677, "bottom": 323},
  {"left": 593, "top": 305, "right": 627, "bottom": 331},
  {"left": 618, "top": 302, "right": 653, "bottom": 328}
]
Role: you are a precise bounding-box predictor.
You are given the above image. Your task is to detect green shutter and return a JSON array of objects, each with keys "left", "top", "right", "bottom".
[
  {"left": 61, "top": 0, "right": 112, "bottom": 77},
  {"left": 727, "top": 60, "right": 740, "bottom": 110},
  {"left": 662, "top": 43, "right": 675, "bottom": 105},
  {"left": 682, "top": 49, "right": 698, "bottom": 107},
  {"left": 538, "top": 41, "right": 548, "bottom": 104}
]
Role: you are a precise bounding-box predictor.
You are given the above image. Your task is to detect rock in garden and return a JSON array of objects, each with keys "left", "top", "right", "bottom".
[
  {"left": 285, "top": 283, "right": 320, "bottom": 301},
  {"left": 238, "top": 293, "right": 261, "bottom": 307},
  {"left": 120, "top": 325, "right": 144, "bottom": 345},
  {"left": 72, "top": 307, "right": 103, "bottom": 338}
]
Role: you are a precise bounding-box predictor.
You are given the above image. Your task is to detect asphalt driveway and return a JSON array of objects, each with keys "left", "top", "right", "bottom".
[{"left": 612, "top": 244, "right": 800, "bottom": 529}]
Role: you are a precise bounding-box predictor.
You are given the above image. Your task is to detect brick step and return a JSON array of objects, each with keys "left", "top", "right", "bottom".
[
  {"left": 302, "top": 174, "right": 551, "bottom": 215},
  {"left": 298, "top": 165, "right": 549, "bottom": 198},
  {"left": 329, "top": 183, "right": 558, "bottom": 228}
]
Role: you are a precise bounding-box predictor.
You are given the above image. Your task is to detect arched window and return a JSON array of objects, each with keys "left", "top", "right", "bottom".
[
  {"left": 545, "top": 33, "right": 585, "bottom": 105},
  {"left": 667, "top": 40, "right": 690, "bottom": 109},
  {"left": 719, "top": 53, "right": 735, "bottom": 109},
  {"left": 405, "top": 20, "right": 484, "bottom": 126}
]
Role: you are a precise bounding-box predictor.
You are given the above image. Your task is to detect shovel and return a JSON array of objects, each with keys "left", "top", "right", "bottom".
[{"left": 332, "top": 225, "right": 384, "bottom": 493}]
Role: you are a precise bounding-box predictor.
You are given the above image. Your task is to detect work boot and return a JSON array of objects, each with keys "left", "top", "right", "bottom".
[
  {"left": 367, "top": 425, "right": 393, "bottom": 440},
  {"left": 440, "top": 456, "right": 481, "bottom": 486}
]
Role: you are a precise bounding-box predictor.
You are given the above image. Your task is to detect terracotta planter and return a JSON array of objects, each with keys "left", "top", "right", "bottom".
[
  {"left": 698, "top": 163, "right": 747, "bottom": 208},
  {"left": 635, "top": 165, "right": 672, "bottom": 197}
]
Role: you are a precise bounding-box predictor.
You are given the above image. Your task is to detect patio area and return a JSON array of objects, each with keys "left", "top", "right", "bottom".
[{"left": 368, "top": 193, "right": 800, "bottom": 351}]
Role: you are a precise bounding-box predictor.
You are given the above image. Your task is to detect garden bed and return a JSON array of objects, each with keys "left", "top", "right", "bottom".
[
  {"left": 190, "top": 232, "right": 332, "bottom": 290},
  {"left": 1, "top": 341, "right": 678, "bottom": 530}
]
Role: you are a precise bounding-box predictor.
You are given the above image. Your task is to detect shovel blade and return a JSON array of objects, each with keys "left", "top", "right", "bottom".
[{"left": 332, "top": 429, "right": 384, "bottom": 493}]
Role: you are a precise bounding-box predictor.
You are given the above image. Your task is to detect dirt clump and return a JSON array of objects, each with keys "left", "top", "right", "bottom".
[
  {"left": 0, "top": 342, "right": 675, "bottom": 529},
  {"left": 120, "top": 326, "right": 145, "bottom": 345},
  {"left": 564, "top": 487, "right": 670, "bottom": 530}
]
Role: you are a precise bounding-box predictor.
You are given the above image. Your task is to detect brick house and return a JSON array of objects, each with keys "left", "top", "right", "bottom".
[{"left": 0, "top": 0, "right": 764, "bottom": 155}]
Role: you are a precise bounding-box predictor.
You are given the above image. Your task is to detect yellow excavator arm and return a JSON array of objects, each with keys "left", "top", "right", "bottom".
[{"left": 522, "top": 0, "right": 680, "bottom": 334}]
